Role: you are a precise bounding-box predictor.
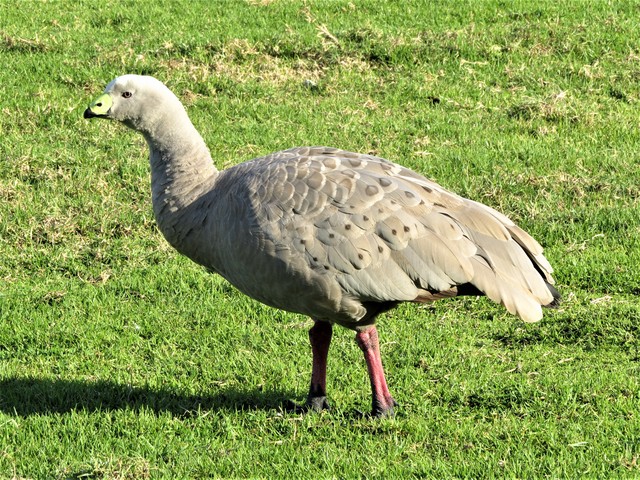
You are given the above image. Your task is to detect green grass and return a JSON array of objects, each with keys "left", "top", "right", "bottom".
[{"left": 1, "top": 0, "right": 639, "bottom": 477}]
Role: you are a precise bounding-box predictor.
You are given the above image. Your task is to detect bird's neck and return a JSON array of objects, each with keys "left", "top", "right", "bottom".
[{"left": 143, "top": 111, "right": 220, "bottom": 242}]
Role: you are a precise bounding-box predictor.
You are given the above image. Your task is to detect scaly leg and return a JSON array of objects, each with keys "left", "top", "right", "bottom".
[
  {"left": 356, "top": 325, "right": 397, "bottom": 417},
  {"left": 306, "top": 320, "right": 333, "bottom": 411}
]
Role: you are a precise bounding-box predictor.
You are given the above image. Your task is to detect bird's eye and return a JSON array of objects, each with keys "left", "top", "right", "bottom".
[{"left": 122, "top": 91, "right": 132, "bottom": 98}]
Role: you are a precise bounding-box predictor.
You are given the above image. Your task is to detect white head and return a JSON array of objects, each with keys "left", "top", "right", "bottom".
[{"left": 84, "top": 74, "right": 185, "bottom": 134}]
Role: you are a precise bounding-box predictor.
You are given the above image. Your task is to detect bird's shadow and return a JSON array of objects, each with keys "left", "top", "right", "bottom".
[{"left": 0, "top": 376, "right": 298, "bottom": 418}]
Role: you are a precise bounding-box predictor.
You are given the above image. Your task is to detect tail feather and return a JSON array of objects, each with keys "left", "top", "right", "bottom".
[{"left": 544, "top": 282, "right": 561, "bottom": 308}]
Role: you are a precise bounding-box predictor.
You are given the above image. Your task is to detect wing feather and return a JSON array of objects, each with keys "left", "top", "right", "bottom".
[{"left": 246, "top": 146, "right": 556, "bottom": 324}]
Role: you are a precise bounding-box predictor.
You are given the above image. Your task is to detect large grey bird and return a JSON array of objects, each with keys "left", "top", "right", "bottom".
[{"left": 84, "top": 75, "right": 559, "bottom": 417}]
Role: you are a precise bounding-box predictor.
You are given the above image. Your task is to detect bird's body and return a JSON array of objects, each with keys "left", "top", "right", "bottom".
[{"left": 85, "top": 75, "right": 558, "bottom": 416}]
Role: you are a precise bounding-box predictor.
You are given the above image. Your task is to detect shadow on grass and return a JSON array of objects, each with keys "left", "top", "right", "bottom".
[
  {"left": 0, "top": 377, "right": 299, "bottom": 417},
  {"left": 490, "top": 312, "right": 640, "bottom": 355}
]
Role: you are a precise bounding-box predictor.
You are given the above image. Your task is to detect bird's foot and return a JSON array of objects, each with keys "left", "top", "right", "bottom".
[
  {"left": 306, "top": 394, "right": 331, "bottom": 412},
  {"left": 283, "top": 395, "right": 330, "bottom": 414},
  {"left": 350, "top": 397, "right": 398, "bottom": 419},
  {"left": 371, "top": 396, "right": 398, "bottom": 418}
]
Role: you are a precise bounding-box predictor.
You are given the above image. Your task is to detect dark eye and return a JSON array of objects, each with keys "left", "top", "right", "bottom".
[{"left": 122, "top": 91, "right": 132, "bottom": 98}]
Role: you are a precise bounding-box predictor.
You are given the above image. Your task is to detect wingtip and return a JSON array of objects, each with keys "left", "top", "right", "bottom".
[{"left": 544, "top": 283, "right": 561, "bottom": 309}]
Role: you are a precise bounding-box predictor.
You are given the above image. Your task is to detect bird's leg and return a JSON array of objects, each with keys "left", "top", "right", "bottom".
[
  {"left": 356, "top": 325, "right": 397, "bottom": 417},
  {"left": 306, "top": 320, "right": 333, "bottom": 411}
]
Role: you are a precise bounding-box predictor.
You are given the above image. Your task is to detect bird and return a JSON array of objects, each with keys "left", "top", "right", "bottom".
[{"left": 84, "top": 75, "right": 559, "bottom": 417}]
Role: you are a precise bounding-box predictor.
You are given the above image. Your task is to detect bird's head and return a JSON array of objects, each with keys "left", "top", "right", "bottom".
[{"left": 84, "top": 74, "right": 182, "bottom": 133}]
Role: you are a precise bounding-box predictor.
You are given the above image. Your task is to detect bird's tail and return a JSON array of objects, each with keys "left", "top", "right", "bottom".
[{"left": 543, "top": 282, "right": 561, "bottom": 308}]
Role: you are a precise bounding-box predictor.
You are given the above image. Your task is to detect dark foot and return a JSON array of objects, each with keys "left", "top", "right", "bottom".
[
  {"left": 371, "top": 397, "right": 398, "bottom": 418},
  {"left": 307, "top": 395, "right": 330, "bottom": 412},
  {"left": 351, "top": 397, "right": 399, "bottom": 419},
  {"left": 283, "top": 396, "right": 330, "bottom": 414}
]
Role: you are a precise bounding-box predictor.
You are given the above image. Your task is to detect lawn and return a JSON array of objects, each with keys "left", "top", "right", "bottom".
[{"left": 1, "top": 0, "right": 639, "bottom": 478}]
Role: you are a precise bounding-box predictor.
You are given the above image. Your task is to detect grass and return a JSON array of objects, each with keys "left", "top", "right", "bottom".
[{"left": 1, "top": 0, "right": 639, "bottom": 477}]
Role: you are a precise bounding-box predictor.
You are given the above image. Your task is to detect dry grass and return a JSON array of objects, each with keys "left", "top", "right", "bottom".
[{"left": 59, "top": 456, "right": 153, "bottom": 480}]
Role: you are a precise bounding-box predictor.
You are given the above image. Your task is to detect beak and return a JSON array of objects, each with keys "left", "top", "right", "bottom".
[{"left": 84, "top": 93, "right": 112, "bottom": 119}]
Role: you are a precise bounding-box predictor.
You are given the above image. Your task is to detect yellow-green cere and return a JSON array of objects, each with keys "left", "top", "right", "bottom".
[{"left": 87, "top": 93, "right": 112, "bottom": 116}]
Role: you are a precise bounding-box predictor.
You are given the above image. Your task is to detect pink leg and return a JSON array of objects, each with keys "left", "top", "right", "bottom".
[
  {"left": 356, "top": 326, "right": 397, "bottom": 417},
  {"left": 306, "top": 320, "right": 333, "bottom": 411}
]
